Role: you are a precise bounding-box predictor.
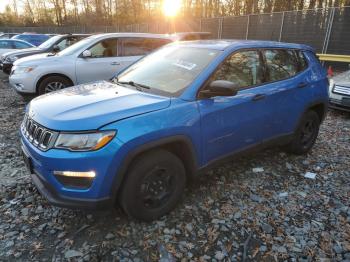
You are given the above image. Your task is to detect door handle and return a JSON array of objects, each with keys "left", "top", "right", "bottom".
[
  {"left": 110, "top": 62, "right": 120, "bottom": 65},
  {"left": 252, "top": 94, "right": 266, "bottom": 101},
  {"left": 297, "top": 82, "right": 308, "bottom": 88}
]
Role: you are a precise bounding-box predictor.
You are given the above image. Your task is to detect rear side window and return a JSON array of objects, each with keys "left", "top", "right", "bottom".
[
  {"left": 263, "top": 49, "right": 299, "bottom": 82},
  {"left": 296, "top": 51, "right": 308, "bottom": 72},
  {"left": 211, "top": 50, "right": 264, "bottom": 89},
  {"left": 120, "top": 38, "right": 171, "bottom": 57}
]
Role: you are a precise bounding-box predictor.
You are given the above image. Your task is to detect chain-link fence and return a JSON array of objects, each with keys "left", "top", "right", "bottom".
[{"left": 1, "top": 6, "right": 349, "bottom": 54}]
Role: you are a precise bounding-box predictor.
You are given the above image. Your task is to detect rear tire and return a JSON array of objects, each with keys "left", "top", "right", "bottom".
[
  {"left": 119, "top": 150, "right": 186, "bottom": 221},
  {"left": 285, "top": 110, "right": 320, "bottom": 155},
  {"left": 37, "top": 75, "right": 71, "bottom": 95}
]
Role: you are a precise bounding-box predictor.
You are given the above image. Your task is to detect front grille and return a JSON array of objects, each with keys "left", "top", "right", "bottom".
[
  {"left": 21, "top": 114, "right": 57, "bottom": 151},
  {"left": 333, "top": 85, "right": 350, "bottom": 96}
]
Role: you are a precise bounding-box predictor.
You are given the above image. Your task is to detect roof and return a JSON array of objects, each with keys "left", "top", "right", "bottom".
[
  {"left": 89, "top": 32, "right": 173, "bottom": 40},
  {"left": 174, "top": 39, "right": 314, "bottom": 52}
]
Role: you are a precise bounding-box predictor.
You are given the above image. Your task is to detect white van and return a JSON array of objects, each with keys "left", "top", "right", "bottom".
[{"left": 9, "top": 33, "right": 172, "bottom": 95}]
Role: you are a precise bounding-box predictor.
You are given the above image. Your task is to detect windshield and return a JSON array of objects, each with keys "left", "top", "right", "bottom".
[
  {"left": 117, "top": 45, "right": 220, "bottom": 96},
  {"left": 38, "top": 35, "right": 61, "bottom": 49},
  {"left": 59, "top": 35, "right": 98, "bottom": 56}
]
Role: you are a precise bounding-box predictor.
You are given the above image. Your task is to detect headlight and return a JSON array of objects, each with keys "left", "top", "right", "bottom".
[
  {"left": 54, "top": 131, "right": 116, "bottom": 151},
  {"left": 12, "top": 65, "right": 36, "bottom": 75},
  {"left": 6, "top": 56, "right": 18, "bottom": 62}
]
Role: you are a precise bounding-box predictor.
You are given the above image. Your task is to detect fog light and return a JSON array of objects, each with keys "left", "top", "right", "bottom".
[
  {"left": 15, "top": 83, "right": 24, "bottom": 90},
  {"left": 54, "top": 171, "right": 96, "bottom": 178},
  {"left": 53, "top": 171, "right": 96, "bottom": 189}
]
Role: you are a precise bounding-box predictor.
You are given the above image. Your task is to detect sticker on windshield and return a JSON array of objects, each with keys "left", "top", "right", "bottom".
[{"left": 173, "top": 60, "right": 197, "bottom": 70}]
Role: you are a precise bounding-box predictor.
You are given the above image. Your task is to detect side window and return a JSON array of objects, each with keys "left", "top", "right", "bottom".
[
  {"left": 210, "top": 50, "right": 264, "bottom": 89},
  {"left": 87, "top": 39, "right": 118, "bottom": 58},
  {"left": 0, "top": 41, "right": 13, "bottom": 49},
  {"left": 120, "top": 38, "right": 170, "bottom": 57},
  {"left": 264, "top": 49, "right": 299, "bottom": 81},
  {"left": 14, "top": 41, "right": 31, "bottom": 49},
  {"left": 296, "top": 50, "right": 308, "bottom": 72}
]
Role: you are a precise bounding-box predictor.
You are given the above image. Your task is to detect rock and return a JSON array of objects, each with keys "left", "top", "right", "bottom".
[
  {"left": 214, "top": 251, "right": 226, "bottom": 260},
  {"left": 5, "top": 240, "right": 14, "bottom": 248},
  {"left": 259, "top": 246, "right": 267, "bottom": 252},
  {"left": 105, "top": 233, "right": 115, "bottom": 240},
  {"left": 304, "top": 172, "right": 317, "bottom": 179},
  {"left": 65, "top": 250, "right": 83, "bottom": 259},
  {"left": 261, "top": 223, "right": 273, "bottom": 234},
  {"left": 250, "top": 194, "right": 263, "bottom": 203},
  {"left": 252, "top": 167, "right": 264, "bottom": 173},
  {"left": 278, "top": 192, "right": 288, "bottom": 198}
]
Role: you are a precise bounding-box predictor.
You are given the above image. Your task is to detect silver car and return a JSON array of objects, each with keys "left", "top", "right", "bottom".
[
  {"left": 9, "top": 33, "right": 173, "bottom": 96},
  {"left": 329, "top": 70, "right": 350, "bottom": 112}
]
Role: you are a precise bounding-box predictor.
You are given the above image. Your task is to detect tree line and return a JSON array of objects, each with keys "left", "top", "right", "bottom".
[{"left": 1, "top": 0, "right": 350, "bottom": 27}]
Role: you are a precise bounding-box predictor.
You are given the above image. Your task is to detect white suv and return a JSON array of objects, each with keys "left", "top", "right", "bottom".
[{"left": 9, "top": 33, "right": 172, "bottom": 95}]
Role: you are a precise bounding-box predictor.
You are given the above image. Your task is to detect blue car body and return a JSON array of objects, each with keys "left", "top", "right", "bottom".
[
  {"left": 20, "top": 40, "right": 329, "bottom": 209},
  {"left": 12, "top": 34, "right": 50, "bottom": 47}
]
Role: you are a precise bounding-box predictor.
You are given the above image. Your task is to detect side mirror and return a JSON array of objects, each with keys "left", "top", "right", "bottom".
[
  {"left": 52, "top": 45, "right": 60, "bottom": 53},
  {"left": 82, "top": 50, "right": 92, "bottom": 58},
  {"left": 199, "top": 80, "right": 238, "bottom": 98}
]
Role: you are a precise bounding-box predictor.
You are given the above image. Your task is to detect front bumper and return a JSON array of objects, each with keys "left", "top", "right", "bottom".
[
  {"left": 9, "top": 72, "right": 37, "bottom": 94},
  {"left": 31, "top": 171, "right": 112, "bottom": 209},
  {"left": 21, "top": 129, "right": 125, "bottom": 209},
  {"left": 329, "top": 92, "right": 350, "bottom": 112}
]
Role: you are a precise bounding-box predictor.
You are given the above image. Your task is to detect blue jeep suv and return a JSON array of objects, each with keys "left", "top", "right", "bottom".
[{"left": 20, "top": 40, "right": 328, "bottom": 221}]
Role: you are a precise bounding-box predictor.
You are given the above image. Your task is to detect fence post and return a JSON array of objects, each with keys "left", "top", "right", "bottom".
[
  {"left": 245, "top": 15, "right": 250, "bottom": 40},
  {"left": 322, "top": 7, "right": 335, "bottom": 54},
  {"left": 218, "top": 17, "right": 223, "bottom": 39},
  {"left": 279, "top": 11, "right": 285, "bottom": 42}
]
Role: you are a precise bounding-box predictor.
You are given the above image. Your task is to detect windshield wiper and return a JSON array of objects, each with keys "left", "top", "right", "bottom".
[{"left": 116, "top": 80, "right": 151, "bottom": 90}]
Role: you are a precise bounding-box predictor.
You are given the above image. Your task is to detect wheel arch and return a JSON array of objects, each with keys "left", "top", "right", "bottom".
[
  {"left": 111, "top": 135, "right": 198, "bottom": 203},
  {"left": 36, "top": 73, "right": 74, "bottom": 94}
]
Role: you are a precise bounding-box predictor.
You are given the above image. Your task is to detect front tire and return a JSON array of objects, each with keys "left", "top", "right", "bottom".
[
  {"left": 37, "top": 76, "right": 71, "bottom": 95},
  {"left": 120, "top": 150, "right": 186, "bottom": 221},
  {"left": 286, "top": 110, "right": 320, "bottom": 155}
]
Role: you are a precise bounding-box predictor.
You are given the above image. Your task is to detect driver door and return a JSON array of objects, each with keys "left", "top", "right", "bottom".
[
  {"left": 75, "top": 38, "right": 124, "bottom": 84},
  {"left": 197, "top": 50, "right": 270, "bottom": 163}
]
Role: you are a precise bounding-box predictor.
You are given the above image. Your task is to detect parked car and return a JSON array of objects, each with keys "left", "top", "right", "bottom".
[
  {"left": 0, "top": 39, "right": 34, "bottom": 56},
  {"left": 1, "top": 34, "right": 90, "bottom": 74},
  {"left": 329, "top": 70, "right": 350, "bottom": 112},
  {"left": 10, "top": 33, "right": 173, "bottom": 95},
  {"left": 12, "top": 33, "right": 51, "bottom": 46},
  {"left": 0, "top": 33, "right": 19, "bottom": 39},
  {"left": 20, "top": 40, "right": 328, "bottom": 221}
]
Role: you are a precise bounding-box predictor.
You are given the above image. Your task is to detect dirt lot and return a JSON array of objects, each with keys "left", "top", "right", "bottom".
[{"left": 0, "top": 72, "right": 349, "bottom": 261}]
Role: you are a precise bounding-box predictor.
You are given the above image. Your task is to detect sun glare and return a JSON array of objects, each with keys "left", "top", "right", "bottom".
[{"left": 163, "top": 0, "right": 182, "bottom": 17}]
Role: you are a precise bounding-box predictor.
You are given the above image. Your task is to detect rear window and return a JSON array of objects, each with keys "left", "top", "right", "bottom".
[
  {"left": 120, "top": 38, "right": 171, "bottom": 57},
  {"left": 263, "top": 49, "right": 300, "bottom": 82}
]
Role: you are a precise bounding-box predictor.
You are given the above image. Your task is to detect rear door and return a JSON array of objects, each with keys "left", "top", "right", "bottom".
[
  {"left": 258, "top": 49, "right": 311, "bottom": 140},
  {"left": 75, "top": 38, "right": 123, "bottom": 84},
  {"left": 117, "top": 37, "right": 171, "bottom": 71}
]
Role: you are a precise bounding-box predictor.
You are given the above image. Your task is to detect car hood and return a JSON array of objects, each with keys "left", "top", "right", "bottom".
[
  {"left": 28, "top": 81, "right": 171, "bottom": 131},
  {"left": 3, "top": 47, "right": 41, "bottom": 58},
  {"left": 14, "top": 52, "right": 59, "bottom": 66},
  {"left": 333, "top": 71, "right": 350, "bottom": 87}
]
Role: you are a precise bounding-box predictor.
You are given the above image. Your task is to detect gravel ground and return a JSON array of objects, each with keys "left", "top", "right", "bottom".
[{"left": 0, "top": 72, "right": 349, "bottom": 261}]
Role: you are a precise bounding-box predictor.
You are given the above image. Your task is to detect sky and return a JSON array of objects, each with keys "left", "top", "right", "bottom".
[{"left": 0, "top": 0, "right": 21, "bottom": 13}]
